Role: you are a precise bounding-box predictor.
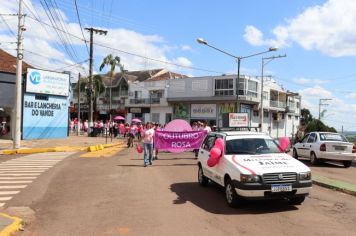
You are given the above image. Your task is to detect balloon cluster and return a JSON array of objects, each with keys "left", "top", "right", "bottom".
[{"left": 207, "top": 138, "right": 224, "bottom": 167}]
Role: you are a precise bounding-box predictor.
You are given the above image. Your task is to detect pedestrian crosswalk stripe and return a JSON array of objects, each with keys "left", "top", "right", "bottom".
[
  {"left": 0, "top": 171, "right": 46, "bottom": 173},
  {"left": 0, "top": 181, "right": 33, "bottom": 184},
  {"left": 0, "top": 177, "right": 37, "bottom": 180},
  {"left": 0, "top": 173, "right": 41, "bottom": 176},
  {"left": 0, "top": 185, "right": 27, "bottom": 189},
  {"left": 0, "top": 191, "right": 20, "bottom": 195},
  {"left": 0, "top": 197, "right": 12, "bottom": 201},
  {"left": 0, "top": 152, "right": 73, "bottom": 207}
]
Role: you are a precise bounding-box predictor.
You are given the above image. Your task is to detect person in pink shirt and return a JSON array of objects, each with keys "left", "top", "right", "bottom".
[{"left": 143, "top": 122, "right": 154, "bottom": 167}]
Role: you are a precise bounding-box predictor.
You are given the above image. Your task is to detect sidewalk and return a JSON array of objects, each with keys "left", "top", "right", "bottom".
[{"left": 0, "top": 134, "right": 125, "bottom": 154}]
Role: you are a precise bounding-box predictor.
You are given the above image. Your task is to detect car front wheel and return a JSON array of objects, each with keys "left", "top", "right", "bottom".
[
  {"left": 288, "top": 196, "right": 305, "bottom": 205},
  {"left": 310, "top": 152, "right": 319, "bottom": 165},
  {"left": 293, "top": 148, "right": 299, "bottom": 159},
  {"left": 198, "top": 165, "right": 209, "bottom": 186},
  {"left": 225, "top": 178, "right": 241, "bottom": 208}
]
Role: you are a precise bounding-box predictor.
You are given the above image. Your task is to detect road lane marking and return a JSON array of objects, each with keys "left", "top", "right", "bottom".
[
  {"left": 0, "top": 152, "right": 74, "bottom": 207},
  {"left": 0, "top": 191, "right": 20, "bottom": 195},
  {"left": 0, "top": 185, "right": 27, "bottom": 189},
  {"left": 0, "top": 174, "right": 41, "bottom": 176},
  {"left": 0, "top": 181, "right": 33, "bottom": 184},
  {"left": 0, "top": 177, "right": 37, "bottom": 180},
  {"left": 0, "top": 197, "right": 12, "bottom": 201}
]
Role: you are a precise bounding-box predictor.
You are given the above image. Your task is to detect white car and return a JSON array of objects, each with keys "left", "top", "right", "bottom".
[
  {"left": 293, "top": 132, "right": 356, "bottom": 168},
  {"left": 197, "top": 131, "right": 312, "bottom": 208}
]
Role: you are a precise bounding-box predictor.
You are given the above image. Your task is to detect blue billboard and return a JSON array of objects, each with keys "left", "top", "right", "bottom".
[{"left": 23, "top": 93, "right": 69, "bottom": 139}]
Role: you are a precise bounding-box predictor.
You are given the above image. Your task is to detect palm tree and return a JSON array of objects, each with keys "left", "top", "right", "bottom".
[
  {"left": 79, "top": 75, "right": 105, "bottom": 116},
  {"left": 99, "top": 54, "right": 124, "bottom": 120}
]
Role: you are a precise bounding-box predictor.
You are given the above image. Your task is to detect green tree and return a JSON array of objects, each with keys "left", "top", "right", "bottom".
[
  {"left": 79, "top": 74, "right": 105, "bottom": 114},
  {"left": 305, "top": 119, "right": 337, "bottom": 133},
  {"left": 301, "top": 108, "right": 313, "bottom": 125},
  {"left": 99, "top": 54, "right": 124, "bottom": 119}
]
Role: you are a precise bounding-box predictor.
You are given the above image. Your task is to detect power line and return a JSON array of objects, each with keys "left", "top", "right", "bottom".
[
  {"left": 0, "top": 14, "right": 17, "bottom": 37},
  {"left": 73, "top": 0, "right": 89, "bottom": 55},
  {"left": 26, "top": 16, "right": 222, "bottom": 74}
]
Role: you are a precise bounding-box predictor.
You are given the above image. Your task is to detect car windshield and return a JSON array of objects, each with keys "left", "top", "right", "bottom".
[
  {"left": 319, "top": 133, "right": 348, "bottom": 142},
  {"left": 225, "top": 138, "right": 282, "bottom": 155}
]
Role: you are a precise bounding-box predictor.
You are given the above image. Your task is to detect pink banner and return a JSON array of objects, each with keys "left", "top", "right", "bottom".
[{"left": 154, "top": 130, "right": 207, "bottom": 151}]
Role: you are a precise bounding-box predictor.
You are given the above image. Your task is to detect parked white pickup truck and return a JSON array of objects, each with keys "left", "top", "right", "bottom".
[
  {"left": 293, "top": 132, "right": 356, "bottom": 168},
  {"left": 197, "top": 131, "right": 312, "bottom": 208}
]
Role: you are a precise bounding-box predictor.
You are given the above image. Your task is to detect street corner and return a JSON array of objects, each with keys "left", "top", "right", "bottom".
[{"left": 0, "top": 213, "right": 24, "bottom": 236}]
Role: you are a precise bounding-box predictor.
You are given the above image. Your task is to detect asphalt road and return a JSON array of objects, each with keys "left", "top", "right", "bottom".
[{"left": 8, "top": 149, "right": 356, "bottom": 236}]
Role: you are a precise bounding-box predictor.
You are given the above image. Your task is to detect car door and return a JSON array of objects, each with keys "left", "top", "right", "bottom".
[
  {"left": 296, "top": 133, "right": 310, "bottom": 157},
  {"left": 199, "top": 134, "right": 217, "bottom": 180},
  {"left": 306, "top": 133, "right": 317, "bottom": 158}
]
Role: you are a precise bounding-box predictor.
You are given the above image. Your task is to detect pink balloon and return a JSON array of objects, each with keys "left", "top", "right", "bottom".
[
  {"left": 279, "top": 137, "right": 290, "bottom": 152},
  {"left": 136, "top": 145, "right": 143, "bottom": 153},
  {"left": 207, "top": 147, "right": 222, "bottom": 167},
  {"left": 214, "top": 138, "right": 224, "bottom": 151}
]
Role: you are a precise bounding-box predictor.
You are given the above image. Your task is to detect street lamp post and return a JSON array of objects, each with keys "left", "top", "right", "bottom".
[
  {"left": 197, "top": 38, "right": 277, "bottom": 112},
  {"left": 319, "top": 98, "right": 332, "bottom": 120},
  {"left": 260, "top": 54, "right": 286, "bottom": 132}
]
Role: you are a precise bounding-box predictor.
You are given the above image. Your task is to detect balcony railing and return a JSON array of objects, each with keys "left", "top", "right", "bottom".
[
  {"left": 129, "top": 98, "right": 161, "bottom": 104},
  {"left": 270, "top": 100, "right": 286, "bottom": 108}
]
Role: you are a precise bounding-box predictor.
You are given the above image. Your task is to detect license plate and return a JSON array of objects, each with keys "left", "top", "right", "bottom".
[
  {"left": 271, "top": 184, "right": 292, "bottom": 192},
  {"left": 334, "top": 146, "right": 346, "bottom": 151}
]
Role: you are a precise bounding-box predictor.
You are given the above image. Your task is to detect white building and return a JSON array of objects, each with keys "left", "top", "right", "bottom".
[{"left": 166, "top": 74, "right": 300, "bottom": 139}]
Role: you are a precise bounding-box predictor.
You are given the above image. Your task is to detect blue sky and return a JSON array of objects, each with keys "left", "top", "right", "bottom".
[{"left": 0, "top": 0, "right": 355, "bottom": 130}]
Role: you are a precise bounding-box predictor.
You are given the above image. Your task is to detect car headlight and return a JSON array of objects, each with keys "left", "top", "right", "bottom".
[
  {"left": 299, "top": 171, "right": 311, "bottom": 180},
  {"left": 240, "top": 174, "right": 261, "bottom": 183}
]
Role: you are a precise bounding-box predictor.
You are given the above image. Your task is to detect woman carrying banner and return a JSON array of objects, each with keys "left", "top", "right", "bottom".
[{"left": 143, "top": 122, "right": 155, "bottom": 167}]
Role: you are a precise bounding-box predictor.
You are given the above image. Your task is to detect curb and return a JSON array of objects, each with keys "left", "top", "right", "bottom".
[
  {"left": 0, "top": 213, "right": 23, "bottom": 236},
  {"left": 312, "top": 174, "right": 356, "bottom": 197},
  {"left": 0, "top": 142, "right": 124, "bottom": 155}
]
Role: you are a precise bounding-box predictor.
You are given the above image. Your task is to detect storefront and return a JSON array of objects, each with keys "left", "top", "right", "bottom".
[{"left": 0, "top": 72, "right": 16, "bottom": 140}]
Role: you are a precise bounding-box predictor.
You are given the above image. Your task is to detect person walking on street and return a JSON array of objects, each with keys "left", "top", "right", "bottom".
[{"left": 143, "top": 122, "right": 155, "bottom": 167}]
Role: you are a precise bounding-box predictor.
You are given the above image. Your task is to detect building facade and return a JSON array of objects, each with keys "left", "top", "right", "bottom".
[{"left": 166, "top": 75, "right": 300, "bottom": 139}]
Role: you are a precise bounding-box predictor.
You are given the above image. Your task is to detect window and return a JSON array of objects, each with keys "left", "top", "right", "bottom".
[
  {"left": 253, "top": 111, "right": 259, "bottom": 117},
  {"left": 247, "top": 80, "right": 258, "bottom": 98},
  {"left": 307, "top": 133, "right": 316, "bottom": 143},
  {"left": 214, "top": 79, "right": 233, "bottom": 96},
  {"left": 319, "top": 133, "right": 348, "bottom": 142},
  {"left": 288, "top": 115, "right": 292, "bottom": 120},
  {"left": 134, "top": 91, "right": 142, "bottom": 99},
  {"left": 151, "top": 113, "right": 160, "bottom": 123},
  {"left": 301, "top": 134, "right": 310, "bottom": 143},
  {"left": 263, "top": 91, "right": 268, "bottom": 100},
  {"left": 295, "top": 116, "right": 299, "bottom": 121},
  {"left": 264, "top": 112, "right": 269, "bottom": 118},
  {"left": 202, "top": 135, "right": 216, "bottom": 151},
  {"left": 225, "top": 138, "right": 281, "bottom": 155}
]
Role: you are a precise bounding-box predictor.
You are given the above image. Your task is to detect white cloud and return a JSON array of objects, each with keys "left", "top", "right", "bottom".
[
  {"left": 244, "top": 0, "right": 356, "bottom": 57},
  {"left": 0, "top": 0, "right": 192, "bottom": 77},
  {"left": 346, "top": 93, "right": 356, "bottom": 99},
  {"left": 181, "top": 45, "right": 192, "bottom": 51},
  {"left": 172, "top": 57, "right": 193, "bottom": 67},
  {"left": 299, "top": 86, "right": 333, "bottom": 99},
  {"left": 293, "top": 77, "right": 329, "bottom": 85}
]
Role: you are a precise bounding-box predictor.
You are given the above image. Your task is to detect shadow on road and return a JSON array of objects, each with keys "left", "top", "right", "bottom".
[{"left": 170, "top": 182, "right": 298, "bottom": 215}]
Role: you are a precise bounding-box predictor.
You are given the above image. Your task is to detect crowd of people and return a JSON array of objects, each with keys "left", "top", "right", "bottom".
[{"left": 69, "top": 118, "right": 213, "bottom": 167}]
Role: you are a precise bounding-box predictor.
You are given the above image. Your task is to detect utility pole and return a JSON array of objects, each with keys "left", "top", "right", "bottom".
[
  {"left": 260, "top": 54, "right": 286, "bottom": 133},
  {"left": 77, "top": 73, "right": 81, "bottom": 136},
  {"left": 13, "top": 0, "right": 25, "bottom": 149},
  {"left": 318, "top": 98, "right": 332, "bottom": 120},
  {"left": 84, "top": 27, "right": 107, "bottom": 135}
]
